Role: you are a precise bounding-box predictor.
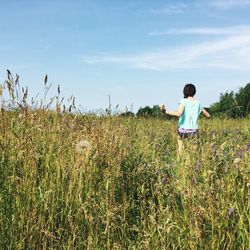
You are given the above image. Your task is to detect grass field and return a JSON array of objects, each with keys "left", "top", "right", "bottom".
[
  {"left": 0, "top": 74, "right": 249, "bottom": 249},
  {"left": 0, "top": 106, "right": 249, "bottom": 249}
]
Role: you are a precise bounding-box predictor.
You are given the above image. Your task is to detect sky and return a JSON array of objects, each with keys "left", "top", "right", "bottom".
[{"left": 1, "top": 0, "right": 250, "bottom": 112}]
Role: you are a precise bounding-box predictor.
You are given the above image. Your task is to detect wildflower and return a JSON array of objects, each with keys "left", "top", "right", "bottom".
[
  {"left": 75, "top": 140, "right": 91, "bottom": 153},
  {"left": 161, "top": 176, "right": 168, "bottom": 185},
  {"left": 246, "top": 142, "right": 250, "bottom": 151},
  {"left": 228, "top": 207, "right": 234, "bottom": 217},
  {"left": 237, "top": 150, "right": 243, "bottom": 158},
  {"left": 233, "top": 158, "right": 241, "bottom": 165}
]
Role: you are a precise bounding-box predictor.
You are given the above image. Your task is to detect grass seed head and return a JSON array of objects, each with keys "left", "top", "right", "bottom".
[{"left": 75, "top": 140, "right": 91, "bottom": 153}]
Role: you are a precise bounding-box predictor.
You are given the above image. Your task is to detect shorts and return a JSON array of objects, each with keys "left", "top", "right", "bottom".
[{"left": 178, "top": 127, "right": 199, "bottom": 139}]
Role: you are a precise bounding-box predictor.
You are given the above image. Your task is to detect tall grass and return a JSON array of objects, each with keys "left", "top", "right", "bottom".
[{"left": 0, "top": 73, "right": 249, "bottom": 249}]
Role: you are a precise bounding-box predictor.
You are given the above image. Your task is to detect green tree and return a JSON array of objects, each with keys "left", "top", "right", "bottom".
[
  {"left": 136, "top": 105, "right": 170, "bottom": 119},
  {"left": 210, "top": 83, "right": 250, "bottom": 118},
  {"left": 136, "top": 106, "right": 153, "bottom": 117},
  {"left": 119, "top": 111, "right": 135, "bottom": 117},
  {"left": 235, "top": 83, "right": 250, "bottom": 117}
]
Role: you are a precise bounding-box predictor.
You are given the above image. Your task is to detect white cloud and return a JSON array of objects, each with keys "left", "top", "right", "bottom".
[
  {"left": 149, "top": 3, "right": 187, "bottom": 14},
  {"left": 83, "top": 35, "right": 250, "bottom": 71},
  {"left": 210, "top": 0, "right": 250, "bottom": 9},
  {"left": 149, "top": 25, "right": 250, "bottom": 36}
]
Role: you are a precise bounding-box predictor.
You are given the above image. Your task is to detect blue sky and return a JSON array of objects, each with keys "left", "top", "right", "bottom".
[{"left": 1, "top": 0, "right": 250, "bottom": 112}]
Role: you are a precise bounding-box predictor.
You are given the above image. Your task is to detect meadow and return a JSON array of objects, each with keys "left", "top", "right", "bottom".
[{"left": 0, "top": 75, "right": 249, "bottom": 249}]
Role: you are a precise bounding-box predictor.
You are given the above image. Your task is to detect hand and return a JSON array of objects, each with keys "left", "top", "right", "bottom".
[{"left": 159, "top": 104, "right": 166, "bottom": 113}]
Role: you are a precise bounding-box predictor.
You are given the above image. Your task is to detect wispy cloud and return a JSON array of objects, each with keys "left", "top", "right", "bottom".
[
  {"left": 11, "top": 63, "right": 38, "bottom": 70},
  {"left": 83, "top": 35, "right": 250, "bottom": 71},
  {"left": 210, "top": 0, "right": 250, "bottom": 9},
  {"left": 149, "top": 25, "right": 250, "bottom": 36},
  {"left": 123, "top": 1, "right": 142, "bottom": 9},
  {"left": 149, "top": 3, "right": 187, "bottom": 14},
  {"left": 43, "top": 44, "right": 52, "bottom": 52},
  {"left": 0, "top": 62, "right": 40, "bottom": 72}
]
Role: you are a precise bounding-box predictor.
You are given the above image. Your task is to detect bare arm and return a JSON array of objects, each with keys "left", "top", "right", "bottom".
[
  {"left": 202, "top": 108, "right": 210, "bottom": 118},
  {"left": 160, "top": 104, "right": 184, "bottom": 117}
]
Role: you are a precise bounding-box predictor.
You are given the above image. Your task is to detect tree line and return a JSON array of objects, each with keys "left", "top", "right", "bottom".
[{"left": 120, "top": 83, "right": 250, "bottom": 119}]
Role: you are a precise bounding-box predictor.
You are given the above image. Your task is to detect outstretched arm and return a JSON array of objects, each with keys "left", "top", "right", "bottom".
[
  {"left": 160, "top": 104, "right": 184, "bottom": 117},
  {"left": 202, "top": 108, "right": 210, "bottom": 118}
]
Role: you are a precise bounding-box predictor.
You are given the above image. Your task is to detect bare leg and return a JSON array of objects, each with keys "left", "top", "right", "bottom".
[{"left": 177, "top": 136, "right": 183, "bottom": 159}]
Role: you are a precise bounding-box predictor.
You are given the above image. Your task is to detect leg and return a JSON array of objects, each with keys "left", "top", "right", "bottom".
[{"left": 177, "top": 136, "right": 183, "bottom": 158}]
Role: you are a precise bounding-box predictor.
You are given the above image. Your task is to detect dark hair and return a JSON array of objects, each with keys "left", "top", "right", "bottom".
[{"left": 183, "top": 84, "right": 196, "bottom": 98}]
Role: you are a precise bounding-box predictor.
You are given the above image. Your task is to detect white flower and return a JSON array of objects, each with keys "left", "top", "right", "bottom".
[
  {"left": 75, "top": 140, "right": 91, "bottom": 153},
  {"left": 233, "top": 158, "right": 241, "bottom": 165}
]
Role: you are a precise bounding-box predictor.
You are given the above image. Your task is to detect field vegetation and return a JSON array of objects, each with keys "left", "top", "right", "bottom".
[{"left": 0, "top": 72, "right": 249, "bottom": 249}]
